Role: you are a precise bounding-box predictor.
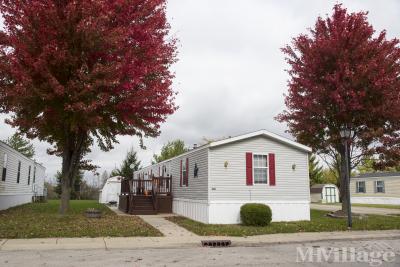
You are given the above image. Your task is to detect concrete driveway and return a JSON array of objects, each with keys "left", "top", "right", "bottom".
[{"left": 311, "top": 204, "right": 400, "bottom": 216}]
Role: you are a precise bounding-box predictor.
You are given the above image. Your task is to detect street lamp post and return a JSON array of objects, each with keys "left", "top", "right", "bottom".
[{"left": 340, "top": 126, "right": 353, "bottom": 229}]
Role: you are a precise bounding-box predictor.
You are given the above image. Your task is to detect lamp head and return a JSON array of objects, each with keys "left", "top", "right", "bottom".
[{"left": 340, "top": 125, "right": 353, "bottom": 139}]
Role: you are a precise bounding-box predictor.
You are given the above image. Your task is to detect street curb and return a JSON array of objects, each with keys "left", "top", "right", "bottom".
[{"left": 1, "top": 231, "right": 399, "bottom": 251}]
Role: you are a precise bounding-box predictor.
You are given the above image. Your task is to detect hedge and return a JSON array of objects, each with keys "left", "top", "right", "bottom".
[{"left": 240, "top": 203, "right": 272, "bottom": 226}]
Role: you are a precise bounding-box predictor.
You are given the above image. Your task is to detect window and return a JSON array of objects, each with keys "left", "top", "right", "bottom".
[
  {"left": 28, "top": 166, "right": 31, "bottom": 185},
  {"left": 356, "top": 181, "right": 366, "bottom": 193},
  {"left": 2, "top": 154, "right": 7, "bottom": 181},
  {"left": 253, "top": 154, "right": 268, "bottom": 184},
  {"left": 182, "top": 160, "right": 187, "bottom": 186},
  {"left": 33, "top": 166, "right": 36, "bottom": 183},
  {"left": 17, "top": 161, "right": 21, "bottom": 183},
  {"left": 375, "top": 181, "right": 385, "bottom": 193},
  {"left": 194, "top": 163, "right": 199, "bottom": 178}
]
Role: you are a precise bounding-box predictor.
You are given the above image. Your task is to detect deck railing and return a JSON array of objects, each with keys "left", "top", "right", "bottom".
[{"left": 121, "top": 176, "right": 172, "bottom": 196}]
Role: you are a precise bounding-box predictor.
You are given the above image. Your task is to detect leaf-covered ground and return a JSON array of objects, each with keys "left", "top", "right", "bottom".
[
  {"left": 166, "top": 209, "right": 400, "bottom": 237},
  {"left": 0, "top": 200, "right": 161, "bottom": 238}
]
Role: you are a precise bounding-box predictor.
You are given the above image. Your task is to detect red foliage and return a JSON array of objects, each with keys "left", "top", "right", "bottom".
[
  {"left": 0, "top": 0, "right": 177, "bottom": 150},
  {"left": 0, "top": 0, "right": 177, "bottom": 212},
  {"left": 277, "top": 4, "right": 400, "bottom": 169}
]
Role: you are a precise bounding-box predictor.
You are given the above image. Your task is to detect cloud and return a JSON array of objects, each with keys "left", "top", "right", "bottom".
[{"left": 1, "top": 0, "right": 400, "bottom": 182}]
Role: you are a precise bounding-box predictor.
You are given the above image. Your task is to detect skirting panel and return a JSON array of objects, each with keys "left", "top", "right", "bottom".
[
  {"left": 0, "top": 194, "right": 32, "bottom": 210},
  {"left": 172, "top": 198, "right": 209, "bottom": 223},
  {"left": 351, "top": 197, "right": 400, "bottom": 205},
  {"left": 208, "top": 200, "right": 310, "bottom": 224}
]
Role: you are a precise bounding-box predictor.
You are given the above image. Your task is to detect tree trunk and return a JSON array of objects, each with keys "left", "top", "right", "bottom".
[
  {"left": 60, "top": 164, "right": 71, "bottom": 213},
  {"left": 59, "top": 131, "right": 87, "bottom": 215}
]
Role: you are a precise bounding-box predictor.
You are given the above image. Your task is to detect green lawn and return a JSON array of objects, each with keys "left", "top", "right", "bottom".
[
  {"left": 166, "top": 209, "right": 400, "bottom": 237},
  {"left": 0, "top": 200, "right": 161, "bottom": 238},
  {"left": 320, "top": 203, "right": 400, "bottom": 210}
]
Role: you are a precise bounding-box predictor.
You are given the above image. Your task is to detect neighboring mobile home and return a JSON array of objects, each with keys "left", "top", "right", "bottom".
[
  {"left": 351, "top": 172, "right": 400, "bottom": 205},
  {"left": 310, "top": 184, "right": 340, "bottom": 203},
  {"left": 0, "top": 140, "right": 46, "bottom": 210},
  {"left": 132, "top": 130, "right": 311, "bottom": 224}
]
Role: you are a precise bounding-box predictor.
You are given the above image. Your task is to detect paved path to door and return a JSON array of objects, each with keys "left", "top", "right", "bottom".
[
  {"left": 137, "top": 214, "right": 199, "bottom": 238},
  {"left": 311, "top": 204, "right": 400, "bottom": 216}
]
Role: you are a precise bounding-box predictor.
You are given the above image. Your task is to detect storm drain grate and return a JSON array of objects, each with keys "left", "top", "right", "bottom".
[{"left": 201, "top": 240, "right": 231, "bottom": 247}]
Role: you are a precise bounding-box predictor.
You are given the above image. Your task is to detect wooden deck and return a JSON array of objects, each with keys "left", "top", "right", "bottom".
[{"left": 118, "top": 176, "right": 172, "bottom": 215}]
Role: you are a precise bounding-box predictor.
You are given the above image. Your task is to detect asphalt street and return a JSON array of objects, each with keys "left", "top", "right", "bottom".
[{"left": 0, "top": 238, "right": 399, "bottom": 266}]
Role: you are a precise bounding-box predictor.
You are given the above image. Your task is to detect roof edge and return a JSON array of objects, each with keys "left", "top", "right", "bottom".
[
  {"left": 209, "top": 130, "right": 312, "bottom": 153},
  {"left": 0, "top": 140, "right": 46, "bottom": 169}
]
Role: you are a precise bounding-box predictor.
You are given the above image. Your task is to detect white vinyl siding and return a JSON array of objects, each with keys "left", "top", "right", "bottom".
[
  {"left": 351, "top": 176, "right": 400, "bottom": 197},
  {"left": 134, "top": 147, "right": 209, "bottom": 200},
  {"left": 209, "top": 136, "right": 309, "bottom": 201},
  {"left": 0, "top": 141, "right": 46, "bottom": 197}
]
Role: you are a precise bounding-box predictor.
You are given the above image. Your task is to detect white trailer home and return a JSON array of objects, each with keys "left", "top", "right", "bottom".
[
  {"left": 350, "top": 172, "right": 400, "bottom": 205},
  {"left": 0, "top": 140, "right": 46, "bottom": 210},
  {"left": 134, "top": 130, "right": 311, "bottom": 224}
]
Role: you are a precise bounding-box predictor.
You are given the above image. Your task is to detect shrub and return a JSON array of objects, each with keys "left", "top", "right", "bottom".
[{"left": 240, "top": 203, "right": 272, "bottom": 226}]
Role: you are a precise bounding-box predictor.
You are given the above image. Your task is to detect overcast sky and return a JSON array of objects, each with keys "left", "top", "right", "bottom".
[{"left": 1, "top": 0, "right": 400, "bottom": 184}]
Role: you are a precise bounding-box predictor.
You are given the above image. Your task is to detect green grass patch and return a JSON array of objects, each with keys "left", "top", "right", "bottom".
[
  {"left": 0, "top": 200, "right": 161, "bottom": 238},
  {"left": 166, "top": 209, "right": 400, "bottom": 237},
  {"left": 319, "top": 203, "right": 400, "bottom": 210}
]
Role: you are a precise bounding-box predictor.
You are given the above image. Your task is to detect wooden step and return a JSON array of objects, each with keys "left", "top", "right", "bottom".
[
  {"left": 130, "top": 210, "right": 157, "bottom": 215},
  {"left": 133, "top": 206, "right": 154, "bottom": 210}
]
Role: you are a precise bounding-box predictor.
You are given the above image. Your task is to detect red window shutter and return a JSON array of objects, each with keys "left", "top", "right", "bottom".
[
  {"left": 246, "top": 152, "right": 253, "bottom": 186},
  {"left": 180, "top": 160, "right": 182, "bottom": 187},
  {"left": 150, "top": 169, "right": 153, "bottom": 178},
  {"left": 186, "top": 158, "right": 189, "bottom": 187},
  {"left": 269, "top": 153, "right": 276, "bottom": 186}
]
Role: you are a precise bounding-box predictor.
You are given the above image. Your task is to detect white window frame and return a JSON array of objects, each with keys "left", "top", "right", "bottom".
[
  {"left": 28, "top": 165, "right": 31, "bottom": 185},
  {"left": 33, "top": 166, "right": 36, "bottom": 184},
  {"left": 252, "top": 154, "right": 268, "bottom": 185},
  {"left": 375, "top": 180, "right": 385, "bottom": 193},
  {"left": 17, "top": 161, "right": 21, "bottom": 183},
  {"left": 182, "top": 160, "right": 187, "bottom": 186},
  {"left": 2, "top": 153, "right": 7, "bottom": 181},
  {"left": 356, "top": 181, "right": 366, "bottom": 193}
]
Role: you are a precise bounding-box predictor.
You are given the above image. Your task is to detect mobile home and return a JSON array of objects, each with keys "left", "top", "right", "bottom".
[
  {"left": 130, "top": 130, "right": 311, "bottom": 224},
  {"left": 351, "top": 172, "right": 400, "bottom": 205},
  {"left": 0, "top": 141, "right": 46, "bottom": 210}
]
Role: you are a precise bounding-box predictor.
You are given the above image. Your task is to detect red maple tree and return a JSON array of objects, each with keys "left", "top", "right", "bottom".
[
  {"left": 0, "top": 0, "right": 177, "bottom": 213},
  {"left": 277, "top": 4, "right": 400, "bottom": 212}
]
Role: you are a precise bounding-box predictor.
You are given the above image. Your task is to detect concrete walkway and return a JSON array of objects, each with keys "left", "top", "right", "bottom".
[
  {"left": 137, "top": 214, "right": 198, "bottom": 238},
  {"left": 1, "top": 230, "right": 399, "bottom": 251},
  {"left": 311, "top": 204, "right": 400, "bottom": 215}
]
